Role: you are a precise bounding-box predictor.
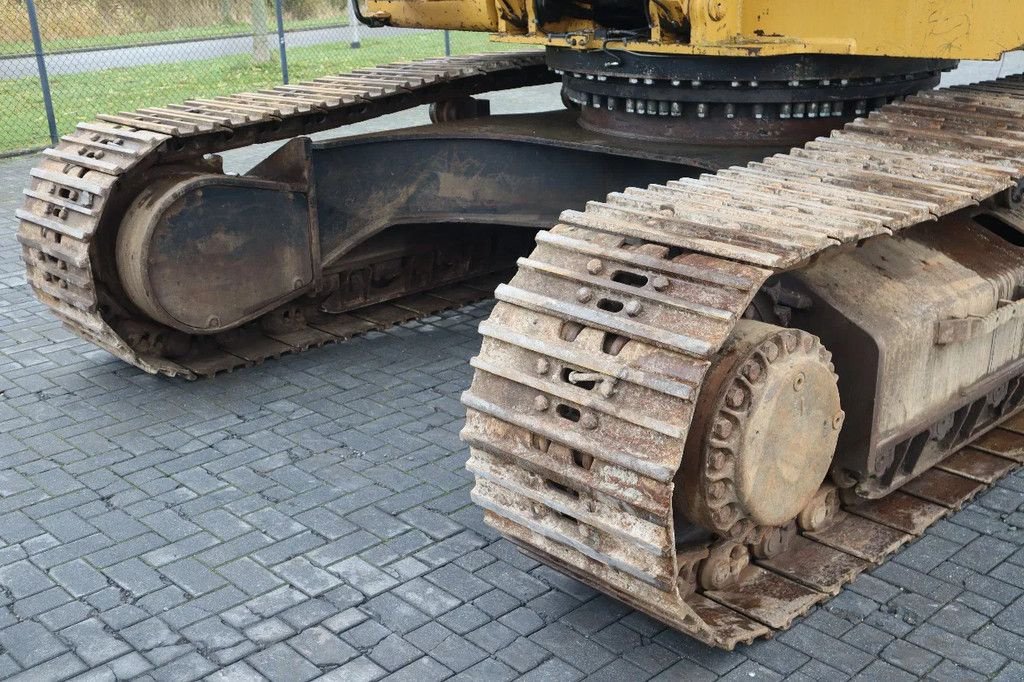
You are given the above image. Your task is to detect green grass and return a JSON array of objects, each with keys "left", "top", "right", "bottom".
[
  {"left": 0, "top": 32, "right": 535, "bottom": 155},
  {"left": 0, "top": 17, "right": 348, "bottom": 57}
]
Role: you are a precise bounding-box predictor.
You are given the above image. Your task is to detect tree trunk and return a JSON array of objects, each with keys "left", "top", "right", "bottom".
[{"left": 251, "top": 0, "right": 271, "bottom": 62}]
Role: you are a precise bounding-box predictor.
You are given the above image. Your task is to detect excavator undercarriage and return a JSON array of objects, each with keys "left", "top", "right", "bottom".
[{"left": 16, "top": 0, "right": 1024, "bottom": 649}]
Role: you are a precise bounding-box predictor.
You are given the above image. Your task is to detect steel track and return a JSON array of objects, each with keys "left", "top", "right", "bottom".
[
  {"left": 16, "top": 52, "right": 553, "bottom": 378},
  {"left": 462, "top": 74, "right": 1024, "bottom": 648},
  {"left": 18, "top": 51, "right": 1024, "bottom": 647}
]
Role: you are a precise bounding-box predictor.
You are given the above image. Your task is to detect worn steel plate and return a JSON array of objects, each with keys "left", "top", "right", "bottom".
[
  {"left": 805, "top": 511, "right": 912, "bottom": 563},
  {"left": 705, "top": 565, "right": 826, "bottom": 629},
  {"left": 847, "top": 490, "right": 948, "bottom": 534},
  {"left": 759, "top": 536, "right": 870, "bottom": 595},
  {"left": 972, "top": 428, "right": 1024, "bottom": 462},
  {"left": 900, "top": 468, "right": 986, "bottom": 509},
  {"left": 937, "top": 447, "right": 1017, "bottom": 483}
]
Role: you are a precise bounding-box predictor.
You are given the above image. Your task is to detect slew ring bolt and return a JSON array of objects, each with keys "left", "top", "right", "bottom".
[
  {"left": 533, "top": 395, "right": 550, "bottom": 411},
  {"left": 576, "top": 287, "right": 593, "bottom": 303},
  {"left": 586, "top": 259, "right": 603, "bottom": 274}
]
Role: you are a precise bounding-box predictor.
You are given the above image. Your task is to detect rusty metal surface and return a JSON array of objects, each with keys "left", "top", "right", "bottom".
[
  {"left": 678, "top": 320, "right": 842, "bottom": 541},
  {"left": 17, "top": 53, "right": 555, "bottom": 378},
  {"left": 20, "top": 50, "right": 1024, "bottom": 650},
  {"left": 461, "top": 73, "right": 1024, "bottom": 649}
]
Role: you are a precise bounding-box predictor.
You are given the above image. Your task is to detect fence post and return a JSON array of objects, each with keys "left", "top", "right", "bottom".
[
  {"left": 274, "top": 0, "right": 289, "bottom": 83},
  {"left": 25, "top": 0, "right": 58, "bottom": 145},
  {"left": 444, "top": 30, "right": 451, "bottom": 56},
  {"left": 347, "top": 0, "right": 361, "bottom": 48}
]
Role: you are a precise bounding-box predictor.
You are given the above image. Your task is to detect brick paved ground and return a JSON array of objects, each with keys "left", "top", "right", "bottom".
[{"left": 1, "top": 84, "right": 1024, "bottom": 681}]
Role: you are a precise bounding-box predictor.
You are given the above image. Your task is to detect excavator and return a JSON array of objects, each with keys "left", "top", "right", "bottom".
[{"left": 16, "top": 0, "right": 1024, "bottom": 649}]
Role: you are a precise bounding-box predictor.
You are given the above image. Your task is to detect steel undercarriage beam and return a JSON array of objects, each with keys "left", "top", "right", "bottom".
[{"left": 115, "top": 111, "right": 769, "bottom": 338}]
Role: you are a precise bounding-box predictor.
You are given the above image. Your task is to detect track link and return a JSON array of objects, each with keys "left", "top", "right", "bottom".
[
  {"left": 17, "top": 52, "right": 553, "bottom": 378},
  {"left": 462, "top": 74, "right": 1024, "bottom": 648}
]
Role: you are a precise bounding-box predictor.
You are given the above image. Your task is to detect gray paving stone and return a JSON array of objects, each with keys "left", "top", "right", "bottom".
[
  {"left": 48, "top": 559, "right": 107, "bottom": 598},
  {"left": 368, "top": 633, "right": 422, "bottom": 671},
  {"left": 392, "top": 577, "right": 461, "bottom": 617},
  {"left": 518, "top": 657, "right": 585, "bottom": 682},
  {"left": 329, "top": 556, "right": 397, "bottom": 597},
  {"left": 61, "top": 618, "right": 132, "bottom": 667},
  {"left": 0, "top": 559, "right": 55, "bottom": 598},
  {"left": 273, "top": 557, "right": 339, "bottom": 596},
  {"left": 246, "top": 642, "right": 320, "bottom": 682},
  {"left": 530, "top": 623, "right": 615, "bottom": 675},
  {"left": 315, "top": 656, "right": 385, "bottom": 682},
  {"left": 160, "top": 558, "right": 228, "bottom": 596},
  {"left": 288, "top": 626, "right": 357, "bottom": 666},
  {"left": 439, "top": 603, "right": 491, "bottom": 635},
  {"left": 906, "top": 623, "right": 1007, "bottom": 675},
  {"left": 0, "top": 620, "right": 68, "bottom": 667},
  {"left": 778, "top": 624, "right": 873, "bottom": 675},
  {"left": 244, "top": 618, "right": 294, "bottom": 646},
  {"left": 207, "top": 661, "right": 266, "bottom": 681},
  {"left": 150, "top": 651, "right": 217, "bottom": 680}
]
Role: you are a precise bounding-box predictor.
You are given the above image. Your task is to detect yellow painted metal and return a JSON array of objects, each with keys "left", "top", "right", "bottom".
[
  {"left": 364, "top": 0, "right": 1024, "bottom": 60},
  {"left": 364, "top": 0, "right": 497, "bottom": 31}
]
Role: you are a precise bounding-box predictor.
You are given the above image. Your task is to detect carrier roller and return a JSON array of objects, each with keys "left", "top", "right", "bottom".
[{"left": 463, "top": 74, "right": 1024, "bottom": 648}]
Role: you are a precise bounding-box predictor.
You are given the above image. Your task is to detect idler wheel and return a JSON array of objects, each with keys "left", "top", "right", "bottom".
[{"left": 678, "top": 320, "right": 844, "bottom": 540}]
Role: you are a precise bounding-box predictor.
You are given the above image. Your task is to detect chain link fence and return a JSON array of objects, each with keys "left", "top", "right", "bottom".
[{"left": 0, "top": 0, "right": 523, "bottom": 157}]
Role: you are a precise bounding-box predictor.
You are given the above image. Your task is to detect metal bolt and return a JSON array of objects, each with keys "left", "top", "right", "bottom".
[
  {"left": 744, "top": 362, "right": 762, "bottom": 382},
  {"left": 625, "top": 301, "right": 643, "bottom": 317},
  {"left": 581, "top": 413, "right": 598, "bottom": 430},
  {"left": 726, "top": 387, "right": 745, "bottom": 408},
  {"left": 652, "top": 275, "right": 670, "bottom": 291},
  {"left": 713, "top": 417, "right": 733, "bottom": 438},
  {"left": 586, "top": 259, "right": 603, "bottom": 274},
  {"left": 793, "top": 372, "right": 806, "bottom": 392},
  {"left": 535, "top": 358, "right": 550, "bottom": 375},
  {"left": 709, "top": 481, "right": 726, "bottom": 500},
  {"left": 207, "top": 316, "right": 221, "bottom": 329},
  {"left": 707, "top": 0, "right": 726, "bottom": 21},
  {"left": 576, "top": 287, "right": 593, "bottom": 303},
  {"left": 534, "top": 395, "right": 550, "bottom": 411}
]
